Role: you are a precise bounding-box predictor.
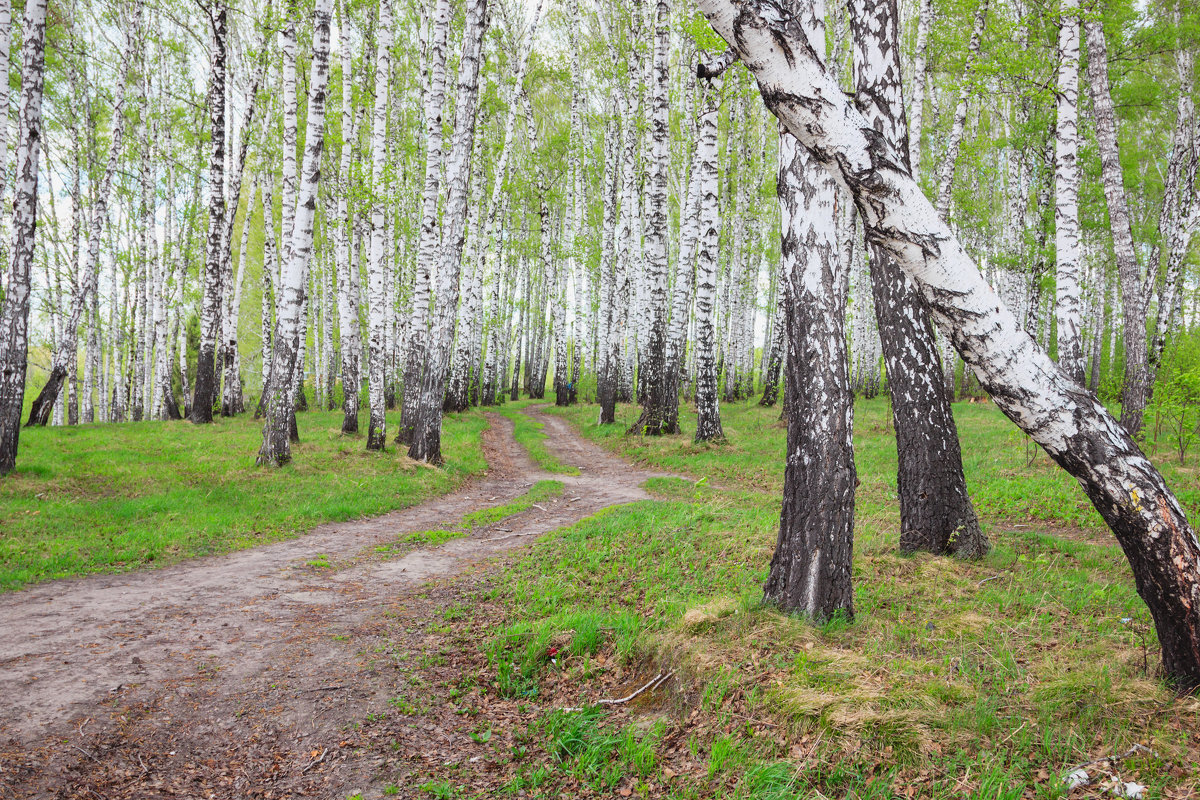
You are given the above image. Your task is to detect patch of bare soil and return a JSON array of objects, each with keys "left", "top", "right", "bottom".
[{"left": 0, "top": 407, "right": 667, "bottom": 799}]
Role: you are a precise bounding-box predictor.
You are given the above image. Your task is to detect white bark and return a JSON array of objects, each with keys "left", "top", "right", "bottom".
[
  {"left": 0, "top": 0, "right": 48, "bottom": 475},
  {"left": 699, "top": 0, "right": 1200, "bottom": 688},
  {"left": 259, "top": 0, "right": 333, "bottom": 465},
  {"left": 1054, "top": 0, "right": 1085, "bottom": 383},
  {"left": 365, "top": 0, "right": 393, "bottom": 450}
]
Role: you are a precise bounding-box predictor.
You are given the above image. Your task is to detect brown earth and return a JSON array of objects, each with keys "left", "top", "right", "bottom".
[{"left": 0, "top": 406, "right": 669, "bottom": 799}]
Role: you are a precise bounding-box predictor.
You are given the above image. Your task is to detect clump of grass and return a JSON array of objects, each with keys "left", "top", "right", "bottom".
[
  {"left": 462, "top": 479, "right": 564, "bottom": 528},
  {"left": 0, "top": 409, "right": 489, "bottom": 590},
  {"left": 403, "top": 529, "right": 467, "bottom": 547}
]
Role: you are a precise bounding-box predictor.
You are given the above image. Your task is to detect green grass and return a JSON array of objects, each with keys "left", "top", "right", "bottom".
[
  {"left": 478, "top": 398, "right": 1199, "bottom": 797},
  {"left": 492, "top": 401, "right": 581, "bottom": 475},
  {"left": 462, "top": 479, "right": 564, "bottom": 528},
  {"left": 0, "top": 408, "right": 489, "bottom": 590}
]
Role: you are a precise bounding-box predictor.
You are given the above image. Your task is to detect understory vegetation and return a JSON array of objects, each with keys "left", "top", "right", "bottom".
[
  {"left": 0, "top": 409, "right": 488, "bottom": 590},
  {"left": 465, "top": 399, "right": 1199, "bottom": 798}
]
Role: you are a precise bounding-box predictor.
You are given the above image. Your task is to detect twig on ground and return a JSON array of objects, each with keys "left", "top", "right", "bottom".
[
  {"left": 301, "top": 685, "right": 343, "bottom": 693},
  {"left": 531, "top": 504, "right": 547, "bottom": 511},
  {"left": 1068, "top": 743, "right": 1154, "bottom": 772},
  {"left": 562, "top": 671, "right": 676, "bottom": 712},
  {"left": 977, "top": 575, "right": 1003, "bottom": 586},
  {"left": 70, "top": 744, "right": 101, "bottom": 763},
  {"left": 485, "top": 530, "right": 542, "bottom": 541},
  {"left": 301, "top": 748, "right": 329, "bottom": 773}
]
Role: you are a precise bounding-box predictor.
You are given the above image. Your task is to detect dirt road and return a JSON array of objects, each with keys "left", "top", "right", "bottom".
[{"left": 0, "top": 406, "right": 662, "bottom": 799}]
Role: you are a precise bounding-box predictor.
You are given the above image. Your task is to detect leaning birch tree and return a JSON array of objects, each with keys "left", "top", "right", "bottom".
[{"left": 697, "top": 0, "right": 1200, "bottom": 690}]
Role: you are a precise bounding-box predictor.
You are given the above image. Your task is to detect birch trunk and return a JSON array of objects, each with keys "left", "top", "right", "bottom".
[
  {"left": 408, "top": 0, "right": 488, "bottom": 464},
  {"left": 399, "top": 0, "right": 452, "bottom": 445},
  {"left": 0, "top": 0, "right": 47, "bottom": 476},
  {"left": 762, "top": 0, "right": 855, "bottom": 619},
  {"left": 850, "top": 0, "right": 988, "bottom": 559},
  {"left": 693, "top": 79, "right": 723, "bottom": 443},
  {"left": 700, "top": 0, "right": 1200, "bottom": 690},
  {"left": 190, "top": 1, "right": 228, "bottom": 424},
  {"left": 365, "top": 0, "right": 393, "bottom": 450},
  {"left": 336, "top": 3, "right": 361, "bottom": 433},
  {"left": 933, "top": 0, "right": 989, "bottom": 222},
  {"left": 1084, "top": 18, "right": 1148, "bottom": 437},
  {"left": 258, "top": 0, "right": 332, "bottom": 465},
  {"left": 629, "top": 0, "right": 675, "bottom": 435},
  {"left": 1054, "top": 0, "right": 1085, "bottom": 383},
  {"left": 25, "top": 4, "right": 141, "bottom": 426}
]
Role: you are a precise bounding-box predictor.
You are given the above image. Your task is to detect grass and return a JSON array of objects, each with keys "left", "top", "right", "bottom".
[
  {"left": 462, "top": 479, "right": 564, "bottom": 528},
  {"left": 491, "top": 400, "right": 581, "bottom": 475},
  {"left": 0, "top": 408, "right": 489, "bottom": 590},
  {"left": 476, "top": 397, "right": 1199, "bottom": 798}
]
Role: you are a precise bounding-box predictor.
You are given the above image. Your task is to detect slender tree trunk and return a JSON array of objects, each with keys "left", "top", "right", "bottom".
[
  {"left": 258, "top": 0, "right": 333, "bottom": 465},
  {"left": 933, "top": 0, "right": 988, "bottom": 221},
  {"left": 0, "top": 0, "right": 48, "bottom": 476},
  {"left": 409, "top": 0, "right": 488, "bottom": 464},
  {"left": 190, "top": 1, "right": 228, "bottom": 424},
  {"left": 1085, "top": 18, "right": 1148, "bottom": 437},
  {"left": 693, "top": 79, "right": 723, "bottom": 443},
  {"left": 399, "top": 0, "right": 452, "bottom": 445},
  {"left": 1054, "top": 0, "right": 1085, "bottom": 383},
  {"left": 908, "top": 0, "right": 932, "bottom": 181},
  {"left": 629, "top": 0, "right": 675, "bottom": 435},
  {"left": 850, "top": 0, "right": 988, "bottom": 559},
  {"left": 700, "top": 0, "right": 1200, "bottom": 690},
  {"left": 365, "top": 0, "right": 393, "bottom": 451},
  {"left": 336, "top": 5, "right": 360, "bottom": 433},
  {"left": 24, "top": 4, "right": 141, "bottom": 426}
]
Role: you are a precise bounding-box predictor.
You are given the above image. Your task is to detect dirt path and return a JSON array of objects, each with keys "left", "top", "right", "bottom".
[{"left": 0, "top": 406, "right": 664, "bottom": 799}]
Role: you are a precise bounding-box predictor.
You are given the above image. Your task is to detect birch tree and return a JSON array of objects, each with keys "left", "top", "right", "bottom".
[
  {"left": 760, "top": 0, "right": 855, "bottom": 619},
  {"left": 408, "top": 0, "right": 489, "bottom": 464},
  {"left": 190, "top": 0, "right": 228, "bottom": 424},
  {"left": 698, "top": 0, "right": 1200, "bottom": 690},
  {"left": 365, "top": 0, "right": 393, "bottom": 451},
  {"left": 692, "top": 77, "right": 723, "bottom": 443},
  {"left": 258, "top": 0, "right": 333, "bottom": 465},
  {"left": 1053, "top": 0, "right": 1084, "bottom": 383},
  {"left": 24, "top": 3, "right": 142, "bottom": 426},
  {"left": 0, "top": 0, "right": 49, "bottom": 476}
]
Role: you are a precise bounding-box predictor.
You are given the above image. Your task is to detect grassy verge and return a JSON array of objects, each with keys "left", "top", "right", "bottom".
[
  {"left": 0, "top": 408, "right": 488, "bottom": 590},
  {"left": 491, "top": 400, "right": 581, "bottom": 475},
  {"left": 466, "top": 398, "right": 1199, "bottom": 798},
  {"left": 463, "top": 479, "right": 565, "bottom": 528}
]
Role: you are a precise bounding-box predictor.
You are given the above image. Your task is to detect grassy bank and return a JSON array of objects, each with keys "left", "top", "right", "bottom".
[
  {"left": 465, "top": 398, "right": 1198, "bottom": 798},
  {"left": 0, "top": 409, "right": 488, "bottom": 591}
]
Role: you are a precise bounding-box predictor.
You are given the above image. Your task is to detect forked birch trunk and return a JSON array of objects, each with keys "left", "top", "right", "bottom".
[
  {"left": 700, "top": 0, "right": 1200, "bottom": 690},
  {"left": 408, "top": 0, "right": 488, "bottom": 464},
  {"left": 258, "top": 0, "right": 333, "bottom": 465}
]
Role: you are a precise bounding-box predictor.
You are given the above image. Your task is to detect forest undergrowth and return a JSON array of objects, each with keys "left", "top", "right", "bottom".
[
  {"left": 0, "top": 408, "right": 488, "bottom": 590},
  {"left": 462, "top": 398, "right": 1200, "bottom": 799}
]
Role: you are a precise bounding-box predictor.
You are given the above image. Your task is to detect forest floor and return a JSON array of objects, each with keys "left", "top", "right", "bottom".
[
  {"left": 2, "top": 399, "right": 1199, "bottom": 800},
  {"left": 0, "top": 405, "right": 669, "bottom": 799}
]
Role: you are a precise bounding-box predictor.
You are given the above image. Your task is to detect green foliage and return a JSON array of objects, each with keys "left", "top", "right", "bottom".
[{"left": 1147, "top": 333, "right": 1200, "bottom": 464}]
